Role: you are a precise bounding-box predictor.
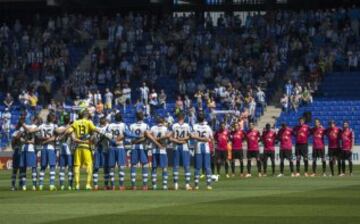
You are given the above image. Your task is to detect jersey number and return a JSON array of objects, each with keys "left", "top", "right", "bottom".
[{"left": 79, "top": 125, "right": 86, "bottom": 136}]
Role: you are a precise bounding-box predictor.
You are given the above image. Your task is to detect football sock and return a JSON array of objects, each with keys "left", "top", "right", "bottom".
[
  {"left": 68, "top": 168, "right": 73, "bottom": 188},
  {"left": 59, "top": 167, "right": 65, "bottom": 186},
  {"left": 20, "top": 168, "right": 26, "bottom": 188},
  {"left": 256, "top": 160, "right": 261, "bottom": 173},
  {"left": 39, "top": 167, "right": 45, "bottom": 186},
  {"left": 142, "top": 166, "right": 149, "bottom": 186},
  {"left": 93, "top": 168, "right": 99, "bottom": 187},
  {"left": 304, "top": 159, "right": 309, "bottom": 172},
  {"left": 240, "top": 160, "right": 244, "bottom": 174},
  {"left": 119, "top": 166, "right": 125, "bottom": 187},
  {"left": 49, "top": 166, "right": 56, "bottom": 186},
  {"left": 289, "top": 160, "right": 294, "bottom": 173},
  {"left": 109, "top": 168, "right": 115, "bottom": 187},
  {"left": 280, "top": 160, "right": 284, "bottom": 174},
  {"left": 162, "top": 168, "right": 168, "bottom": 188},
  {"left": 271, "top": 159, "right": 275, "bottom": 175},
  {"left": 104, "top": 167, "right": 109, "bottom": 187},
  {"left": 247, "top": 159, "right": 252, "bottom": 174},
  {"left": 130, "top": 166, "right": 136, "bottom": 187},
  {"left": 312, "top": 161, "right": 317, "bottom": 174},
  {"left": 86, "top": 165, "right": 93, "bottom": 187},
  {"left": 11, "top": 168, "right": 18, "bottom": 188},
  {"left": 329, "top": 161, "right": 334, "bottom": 175},
  {"left": 296, "top": 159, "right": 300, "bottom": 173},
  {"left": 231, "top": 160, "right": 235, "bottom": 174},
  {"left": 151, "top": 167, "right": 157, "bottom": 187},
  {"left": 194, "top": 169, "right": 200, "bottom": 186},
  {"left": 184, "top": 166, "right": 191, "bottom": 184},
  {"left": 74, "top": 166, "right": 80, "bottom": 188},
  {"left": 173, "top": 166, "right": 179, "bottom": 184},
  {"left": 224, "top": 161, "right": 229, "bottom": 174}
]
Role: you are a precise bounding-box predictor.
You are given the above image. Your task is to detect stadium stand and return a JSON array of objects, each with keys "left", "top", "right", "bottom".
[{"left": 276, "top": 72, "right": 360, "bottom": 144}]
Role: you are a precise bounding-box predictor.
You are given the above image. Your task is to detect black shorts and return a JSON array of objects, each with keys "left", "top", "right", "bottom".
[
  {"left": 263, "top": 151, "right": 275, "bottom": 160},
  {"left": 216, "top": 151, "right": 228, "bottom": 161},
  {"left": 232, "top": 150, "right": 244, "bottom": 160},
  {"left": 295, "top": 144, "right": 308, "bottom": 158},
  {"left": 341, "top": 150, "right": 352, "bottom": 160},
  {"left": 312, "top": 149, "right": 325, "bottom": 160},
  {"left": 328, "top": 148, "right": 340, "bottom": 159},
  {"left": 247, "top": 151, "right": 260, "bottom": 160},
  {"left": 280, "top": 150, "right": 293, "bottom": 160}
]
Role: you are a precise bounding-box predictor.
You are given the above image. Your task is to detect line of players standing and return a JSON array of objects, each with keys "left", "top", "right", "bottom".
[
  {"left": 213, "top": 117, "right": 354, "bottom": 178},
  {"left": 10, "top": 112, "right": 215, "bottom": 191}
]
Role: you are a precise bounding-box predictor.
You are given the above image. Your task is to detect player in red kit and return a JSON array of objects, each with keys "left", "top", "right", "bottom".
[
  {"left": 311, "top": 119, "right": 326, "bottom": 176},
  {"left": 230, "top": 123, "right": 246, "bottom": 177},
  {"left": 214, "top": 122, "right": 230, "bottom": 177},
  {"left": 261, "top": 123, "right": 276, "bottom": 176},
  {"left": 340, "top": 121, "right": 354, "bottom": 176},
  {"left": 325, "top": 120, "right": 341, "bottom": 176},
  {"left": 293, "top": 117, "right": 310, "bottom": 176},
  {"left": 276, "top": 123, "right": 295, "bottom": 177},
  {"left": 245, "top": 123, "right": 262, "bottom": 177}
]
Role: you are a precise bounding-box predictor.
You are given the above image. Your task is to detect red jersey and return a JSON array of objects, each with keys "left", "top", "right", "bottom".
[
  {"left": 326, "top": 127, "right": 341, "bottom": 149},
  {"left": 246, "top": 129, "right": 260, "bottom": 151},
  {"left": 209, "top": 140, "right": 214, "bottom": 153},
  {"left": 277, "top": 127, "right": 293, "bottom": 150},
  {"left": 231, "top": 130, "right": 246, "bottom": 150},
  {"left": 261, "top": 130, "right": 276, "bottom": 151},
  {"left": 214, "top": 129, "right": 229, "bottom": 151},
  {"left": 293, "top": 124, "right": 310, "bottom": 144},
  {"left": 311, "top": 126, "right": 325, "bottom": 150},
  {"left": 340, "top": 128, "right": 353, "bottom": 151}
]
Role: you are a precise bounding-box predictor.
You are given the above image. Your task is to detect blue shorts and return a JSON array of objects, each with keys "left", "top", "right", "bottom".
[
  {"left": 173, "top": 145, "right": 190, "bottom": 168},
  {"left": 94, "top": 149, "right": 108, "bottom": 169},
  {"left": 130, "top": 148, "right": 148, "bottom": 165},
  {"left": 195, "top": 144, "right": 211, "bottom": 171},
  {"left": 20, "top": 151, "right": 37, "bottom": 168},
  {"left": 12, "top": 149, "right": 21, "bottom": 169},
  {"left": 59, "top": 154, "right": 73, "bottom": 167},
  {"left": 152, "top": 153, "right": 168, "bottom": 169},
  {"left": 108, "top": 147, "right": 126, "bottom": 167},
  {"left": 40, "top": 149, "right": 57, "bottom": 167}
]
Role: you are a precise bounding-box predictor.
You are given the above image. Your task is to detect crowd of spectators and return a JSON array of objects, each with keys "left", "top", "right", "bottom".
[{"left": 2, "top": 6, "right": 360, "bottom": 146}]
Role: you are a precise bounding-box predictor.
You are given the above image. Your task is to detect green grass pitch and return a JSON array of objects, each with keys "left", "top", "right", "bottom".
[{"left": 0, "top": 167, "right": 359, "bottom": 224}]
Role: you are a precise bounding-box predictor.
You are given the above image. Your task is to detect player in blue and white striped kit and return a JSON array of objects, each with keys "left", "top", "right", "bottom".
[
  {"left": 93, "top": 117, "right": 110, "bottom": 190},
  {"left": 150, "top": 117, "right": 170, "bottom": 190},
  {"left": 170, "top": 113, "right": 192, "bottom": 190},
  {"left": 106, "top": 113, "right": 128, "bottom": 190},
  {"left": 23, "top": 113, "right": 60, "bottom": 191},
  {"left": 57, "top": 115, "right": 74, "bottom": 190},
  {"left": 10, "top": 121, "right": 24, "bottom": 191},
  {"left": 129, "top": 112, "right": 163, "bottom": 190},
  {"left": 19, "top": 117, "right": 38, "bottom": 191},
  {"left": 191, "top": 113, "right": 214, "bottom": 190}
]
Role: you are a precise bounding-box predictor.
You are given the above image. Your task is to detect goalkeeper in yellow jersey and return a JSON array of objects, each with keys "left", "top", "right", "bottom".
[{"left": 68, "top": 109, "right": 101, "bottom": 190}]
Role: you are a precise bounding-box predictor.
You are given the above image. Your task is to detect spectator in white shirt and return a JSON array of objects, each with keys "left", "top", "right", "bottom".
[
  {"left": 122, "top": 83, "right": 132, "bottom": 104},
  {"left": 158, "top": 89, "right": 167, "bottom": 109},
  {"left": 256, "top": 87, "right": 266, "bottom": 114},
  {"left": 139, "top": 82, "right": 149, "bottom": 104},
  {"left": 104, "top": 88, "right": 113, "bottom": 110}
]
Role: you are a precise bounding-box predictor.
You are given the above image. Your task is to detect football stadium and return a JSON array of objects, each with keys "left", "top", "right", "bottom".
[{"left": 0, "top": 0, "right": 359, "bottom": 223}]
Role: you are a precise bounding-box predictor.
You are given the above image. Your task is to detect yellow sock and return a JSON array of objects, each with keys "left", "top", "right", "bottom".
[
  {"left": 74, "top": 166, "right": 80, "bottom": 188},
  {"left": 86, "top": 165, "right": 93, "bottom": 187}
]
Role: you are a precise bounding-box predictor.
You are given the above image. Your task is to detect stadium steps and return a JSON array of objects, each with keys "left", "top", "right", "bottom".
[
  {"left": 255, "top": 106, "right": 282, "bottom": 129},
  {"left": 72, "top": 39, "right": 108, "bottom": 73}
]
